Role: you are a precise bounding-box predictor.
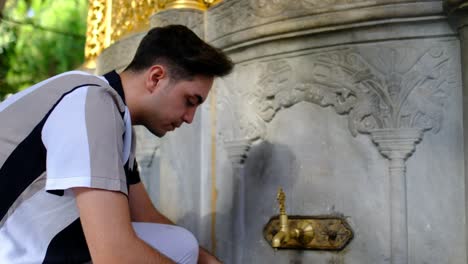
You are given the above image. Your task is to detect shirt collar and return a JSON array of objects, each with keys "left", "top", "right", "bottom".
[{"left": 103, "top": 70, "right": 126, "bottom": 104}]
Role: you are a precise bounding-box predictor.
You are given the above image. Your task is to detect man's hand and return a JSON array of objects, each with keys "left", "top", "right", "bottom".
[{"left": 73, "top": 187, "right": 175, "bottom": 264}]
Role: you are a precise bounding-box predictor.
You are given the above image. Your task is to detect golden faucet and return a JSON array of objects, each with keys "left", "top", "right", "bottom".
[
  {"left": 271, "top": 187, "right": 315, "bottom": 248},
  {"left": 272, "top": 188, "right": 290, "bottom": 247},
  {"left": 264, "top": 188, "right": 353, "bottom": 250}
]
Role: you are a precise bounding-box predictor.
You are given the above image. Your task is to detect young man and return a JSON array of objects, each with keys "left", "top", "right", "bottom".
[{"left": 0, "top": 25, "right": 233, "bottom": 263}]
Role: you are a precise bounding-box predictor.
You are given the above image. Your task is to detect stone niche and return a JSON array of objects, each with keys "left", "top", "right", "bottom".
[
  {"left": 209, "top": 0, "right": 465, "bottom": 264},
  {"left": 98, "top": 0, "right": 467, "bottom": 263}
]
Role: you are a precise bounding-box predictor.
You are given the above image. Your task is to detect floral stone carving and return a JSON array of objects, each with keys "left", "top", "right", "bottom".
[
  {"left": 218, "top": 43, "right": 456, "bottom": 264},
  {"left": 255, "top": 46, "right": 452, "bottom": 137}
]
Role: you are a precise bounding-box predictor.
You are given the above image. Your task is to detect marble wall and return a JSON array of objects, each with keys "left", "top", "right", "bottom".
[
  {"left": 97, "top": 0, "right": 468, "bottom": 263},
  {"left": 208, "top": 1, "right": 465, "bottom": 263}
]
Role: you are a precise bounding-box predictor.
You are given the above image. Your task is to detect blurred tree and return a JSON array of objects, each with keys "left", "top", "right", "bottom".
[{"left": 0, "top": 0, "right": 88, "bottom": 99}]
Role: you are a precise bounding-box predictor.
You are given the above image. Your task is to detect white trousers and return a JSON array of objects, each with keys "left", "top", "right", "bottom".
[{"left": 132, "top": 222, "right": 199, "bottom": 264}]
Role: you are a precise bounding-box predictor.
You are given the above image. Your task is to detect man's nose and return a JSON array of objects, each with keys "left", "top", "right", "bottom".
[{"left": 183, "top": 107, "right": 196, "bottom": 124}]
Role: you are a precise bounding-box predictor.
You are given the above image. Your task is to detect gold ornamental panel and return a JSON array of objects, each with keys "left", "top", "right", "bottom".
[
  {"left": 158, "top": 0, "right": 221, "bottom": 10},
  {"left": 84, "top": 0, "right": 111, "bottom": 69},
  {"left": 111, "top": 0, "right": 159, "bottom": 43}
]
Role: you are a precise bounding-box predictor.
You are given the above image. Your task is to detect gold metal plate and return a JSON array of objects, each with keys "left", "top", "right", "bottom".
[{"left": 263, "top": 215, "right": 354, "bottom": 250}]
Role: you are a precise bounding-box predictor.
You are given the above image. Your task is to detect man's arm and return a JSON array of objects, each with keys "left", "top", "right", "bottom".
[
  {"left": 127, "top": 182, "right": 172, "bottom": 224},
  {"left": 73, "top": 187, "right": 175, "bottom": 264},
  {"left": 128, "top": 182, "right": 222, "bottom": 264}
]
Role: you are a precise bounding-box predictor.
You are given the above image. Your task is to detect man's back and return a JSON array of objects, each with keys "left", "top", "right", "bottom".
[
  {"left": 0, "top": 24, "right": 233, "bottom": 264},
  {"left": 0, "top": 71, "right": 133, "bottom": 263}
]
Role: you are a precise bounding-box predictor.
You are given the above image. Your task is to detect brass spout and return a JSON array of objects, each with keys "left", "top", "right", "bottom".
[
  {"left": 272, "top": 214, "right": 315, "bottom": 248},
  {"left": 272, "top": 230, "right": 288, "bottom": 248}
]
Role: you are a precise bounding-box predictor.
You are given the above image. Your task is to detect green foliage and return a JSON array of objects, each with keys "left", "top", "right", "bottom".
[{"left": 0, "top": 0, "right": 88, "bottom": 99}]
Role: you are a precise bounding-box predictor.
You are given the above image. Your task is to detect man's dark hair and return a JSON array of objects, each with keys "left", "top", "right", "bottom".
[{"left": 124, "top": 25, "right": 233, "bottom": 79}]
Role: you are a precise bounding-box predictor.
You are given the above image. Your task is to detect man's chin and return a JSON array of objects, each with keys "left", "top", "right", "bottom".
[
  {"left": 148, "top": 128, "right": 166, "bottom": 138},
  {"left": 155, "top": 131, "right": 166, "bottom": 137}
]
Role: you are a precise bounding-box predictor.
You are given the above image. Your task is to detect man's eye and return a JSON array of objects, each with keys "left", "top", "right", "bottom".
[{"left": 186, "top": 99, "right": 196, "bottom": 107}]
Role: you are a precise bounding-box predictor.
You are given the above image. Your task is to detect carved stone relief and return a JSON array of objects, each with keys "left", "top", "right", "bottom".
[
  {"left": 217, "top": 41, "right": 457, "bottom": 263},
  {"left": 218, "top": 45, "right": 450, "bottom": 146},
  {"left": 207, "top": 0, "right": 429, "bottom": 41},
  {"left": 217, "top": 74, "right": 266, "bottom": 143},
  {"left": 209, "top": 0, "right": 365, "bottom": 35},
  {"left": 216, "top": 75, "right": 264, "bottom": 166},
  {"left": 219, "top": 43, "right": 456, "bottom": 147},
  {"left": 249, "top": 45, "right": 453, "bottom": 137}
]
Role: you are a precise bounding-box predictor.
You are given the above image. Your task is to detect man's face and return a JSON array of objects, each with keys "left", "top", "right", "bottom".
[{"left": 142, "top": 74, "right": 214, "bottom": 137}]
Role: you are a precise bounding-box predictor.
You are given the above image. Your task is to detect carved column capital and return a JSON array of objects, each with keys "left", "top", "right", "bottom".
[
  {"left": 224, "top": 139, "right": 252, "bottom": 168},
  {"left": 370, "top": 128, "right": 423, "bottom": 161}
]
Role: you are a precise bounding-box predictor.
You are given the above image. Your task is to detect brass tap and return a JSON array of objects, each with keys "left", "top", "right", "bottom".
[
  {"left": 264, "top": 187, "right": 353, "bottom": 250},
  {"left": 271, "top": 187, "right": 315, "bottom": 248},
  {"left": 272, "top": 188, "right": 289, "bottom": 247}
]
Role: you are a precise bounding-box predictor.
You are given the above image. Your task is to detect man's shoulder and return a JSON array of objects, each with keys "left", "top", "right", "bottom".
[
  {"left": 55, "top": 71, "right": 126, "bottom": 111},
  {"left": 52, "top": 70, "right": 109, "bottom": 87}
]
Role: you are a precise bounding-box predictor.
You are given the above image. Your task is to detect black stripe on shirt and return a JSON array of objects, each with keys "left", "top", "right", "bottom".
[
  {"left": 42, "top": 218, "right": 91, "bottom": 263},
  {"left": 0, "top": 84, "right": 101, "bottom": 220}
]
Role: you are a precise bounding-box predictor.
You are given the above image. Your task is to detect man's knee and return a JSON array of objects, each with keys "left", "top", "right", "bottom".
[
  {"left": 132, "top": 223, "right": 199, "bottom": 264},
  {"left": 172, "top": 226, "right": 199, "bottom": 264}
]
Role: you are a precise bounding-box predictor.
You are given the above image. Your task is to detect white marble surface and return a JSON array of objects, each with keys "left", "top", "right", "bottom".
[{"left": 102, "top": 1, "right": 467, "bottom": 263}]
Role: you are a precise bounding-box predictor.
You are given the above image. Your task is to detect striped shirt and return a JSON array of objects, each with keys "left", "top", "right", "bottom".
[{"left": 0, "top": 70, "right": 140, "bottom": 263}]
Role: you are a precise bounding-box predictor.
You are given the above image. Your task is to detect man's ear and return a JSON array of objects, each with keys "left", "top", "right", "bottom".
[{"left": 146, "top": 65, "right": 166, "bottom": 93}]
